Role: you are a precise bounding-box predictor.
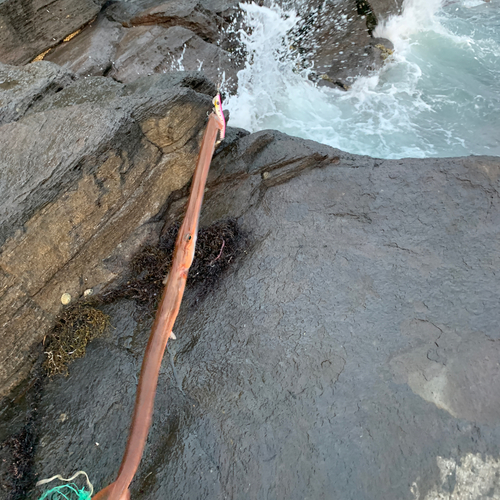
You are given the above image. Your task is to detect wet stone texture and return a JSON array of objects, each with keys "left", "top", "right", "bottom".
[
  {"left": 41, "top": 0, "right": 241, "bottom": 91},
  {"left": 30, "top": 132, "right": 500, "bottom": 499},
  {"left": 44, "top": 14, "right": 125, "bottom": 78},
  {"left": 0, "top": 65, "right": 218, "bottom": 398},
  {"left": 292, "top": 0, "right": 397, "bottom": 89},
  {"left": 0, "top": 0, "right": 107, "bottom": 65},
  {"left": 107, "top": 24, "right": 238, "bottom": 90}
]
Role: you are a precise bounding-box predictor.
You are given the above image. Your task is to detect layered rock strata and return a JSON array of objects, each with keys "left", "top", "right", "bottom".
[
  {"left": 2, "top": 0, "right": 404, "bottom": 92},
  {"left": 0, "top": 62, "right": 217, "bottom": 396}
]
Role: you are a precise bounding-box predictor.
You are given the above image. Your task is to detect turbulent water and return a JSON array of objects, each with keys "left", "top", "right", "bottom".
[{"left": 224, "top": 0, "right": 500, "bottom": 159}]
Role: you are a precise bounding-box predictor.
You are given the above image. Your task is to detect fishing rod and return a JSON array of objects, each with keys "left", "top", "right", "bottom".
[
  {"left": 36, "top": 94, "right": 226, "bottom": 500},
  {"left": 93, "top": 95, "right": 226, "bottom": 500}
]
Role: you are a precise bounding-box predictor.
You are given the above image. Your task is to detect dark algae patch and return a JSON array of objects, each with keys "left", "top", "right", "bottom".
[
  {"left": 101, "top": 218, "right": 246, "bottom": 314},
  {"left": 0, "top": 417, "right": 37, "bottom": 500},
  {"left": 356, "top": 0, "right": 378, "bottom": 33},
  {"left": 42, "top": 304, "right": 110, "bottom": 378},
  {"left": 190, "top": 219, "right": 245, "bottom": 288},
  {"left": 0, "top": 378, "right": 42, "bottom": 500},
  {"left": 100, "top": 222, "right": 181, "bottom": 313}
]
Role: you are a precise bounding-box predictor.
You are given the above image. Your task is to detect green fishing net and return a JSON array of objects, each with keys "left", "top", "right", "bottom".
[
  {"left": 37, "top": 483, "right": 91, "bottom": 500},
  {"left": 36, "top": 471, "right": 93, "bottom": 500}
]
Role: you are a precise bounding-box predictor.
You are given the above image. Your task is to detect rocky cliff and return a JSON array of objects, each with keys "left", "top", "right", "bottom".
[
  {"left": 0, "top": 60, "right": 219, "bottom": 396},
  {"left": 1, "top": 1, "right": 499, "bottom": 500}
]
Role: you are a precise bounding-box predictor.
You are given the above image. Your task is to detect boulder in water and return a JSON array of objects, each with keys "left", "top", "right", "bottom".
[{"left": 291, "top": 0, "right": 397, "bottom": 89}]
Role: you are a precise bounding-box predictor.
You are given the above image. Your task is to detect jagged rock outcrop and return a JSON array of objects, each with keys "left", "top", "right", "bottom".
[
  {"left": 0, "top": 62, "right": 217, "bottom": 397},
  {"left": 293, "top": 0, "right": 398, "bottom": 89},
  {"left": 2, "top": 2, "right": 500, "bottom": 500},
  {"left": 104, "top": 0, "right": 231, "bottom": 29},
  {"left": 0, "top": 61, "right": 75, "bottom": 125},
  {"left": 44, "top": 14, "right": 125, "bottom": 77},
  {"left": 129, "top": 0, "right": 222, "bottom": 42},
  {"left": 107, "top": 24, "right": 238, "bottom": 88},
  {"left": 42, "top": 1, "right": 240, "bottom": 90},
  {"left": 368, "top": 0, "right": 403, "bottom": 20},
  {"left": 0, "top": 0, "right": 108, "bottom": 65},
  {"left": 17, "top": 0, "right": 403, "bottom": 93}
]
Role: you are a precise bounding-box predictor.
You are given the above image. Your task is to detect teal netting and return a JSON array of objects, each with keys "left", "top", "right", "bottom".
[{"left": 37, "top": 483, "right": 91, "bottom": 500}]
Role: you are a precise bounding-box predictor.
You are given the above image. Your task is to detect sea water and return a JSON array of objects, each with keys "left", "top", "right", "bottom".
[{"left": 224, "top": 0, "right": 500, "bottom": 159}]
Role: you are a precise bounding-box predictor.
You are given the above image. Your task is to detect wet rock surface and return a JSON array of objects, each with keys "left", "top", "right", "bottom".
[
  {"left": 18, "top": 131, "right": 500, "bottom": 500},
  {"left": 104, "top": 0, "right": 236, "bottom": 27},
  {"left": 293, "top": 0, "right": 397, "bottom": 89},
  {"left": 15, "top": 0, "right": 403, "bottom": 94},
  {"left": 107, "top": 24, "right": 238, "bottom": 89},
  {"left": 0, "top": 64, "right": 217, "bottom": 397},
  {"left": 40, "top": 0, "right": 240, "bottom": 90},
  {"left": 1, "top": 1, "right": 500, "bottom": 500},
  {"left": 129, "top": 0, "right": 222, "bottom": 42},
  {"left": 368, "top": 0, "right": 403, "bottom": 19},
  {"left": 0, "top": 0, "right": 107, "bottom": 65},
  {"left": 44, "top": 14, "right": 125, "bottom": 78}
]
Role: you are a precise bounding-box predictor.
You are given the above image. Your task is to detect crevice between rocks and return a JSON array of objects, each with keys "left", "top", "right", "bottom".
[{"left": 356, "top": 0, "right": 378, "bottom": 34}]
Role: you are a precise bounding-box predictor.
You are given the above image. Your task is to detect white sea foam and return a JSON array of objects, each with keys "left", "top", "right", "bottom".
[
  {"left": 225, "top": 0, "right": 500, "bottom": 159},
  {"left": 375, "top": 0, "right": 446, "bottom": 43}
]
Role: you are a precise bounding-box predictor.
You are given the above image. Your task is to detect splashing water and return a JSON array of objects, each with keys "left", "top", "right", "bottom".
[{"left": 225, "top": 0, "right": 500, "bottom": 159}]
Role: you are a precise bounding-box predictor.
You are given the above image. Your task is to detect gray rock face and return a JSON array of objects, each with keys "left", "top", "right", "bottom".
[
  {"left": 1, "top": 2, "right": 499, "bottom": 500},
  {"left": 293, "top": 0, "right": 397, "bottom": 89},
  {"left": 0, "top": 61, "right": 75, "bottom": 125},
  {"left": 13, "top": 0, "right": 404, "bottom": 94},
  {"left": 198, "top": 0, "right": 240, "bottom": 16},
  {"left": 0, "top": 0, "right": 106, "bottom": 65},
  {"left": 44, "top": 15, "right": 125, "bottom": 77},
  {"left": 104, "top": 0, "right": 173, "bottom": 25},
  {"left": 368, "top": 0, "right": 403, "bottom": 20},
  {"left": 40, "top": 1, "right": 240, "bottom": 90},
  {"left": 316, "top": 35, "right": 394, "bottom": 89},
  {"left": 129, "top": 0, "right": 222, "bottom": 42},
  {"left": 108, "top": 24, "right": 237, "bottom": 89},
  {"left": 0, "top": 65, "right": 218, "bottom": 397},
  {"left": 26, "top": 129, "right": 500, "bottom": 500}
]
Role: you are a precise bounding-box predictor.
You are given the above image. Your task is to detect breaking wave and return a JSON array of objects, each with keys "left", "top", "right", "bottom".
[{"left": 224, "top": 0, "right": 500, "bottom": 159}]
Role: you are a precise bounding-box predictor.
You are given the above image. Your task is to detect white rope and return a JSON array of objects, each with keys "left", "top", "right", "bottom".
[{"left": 36, "top": 470, "right": 94, "bottom": 496}]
